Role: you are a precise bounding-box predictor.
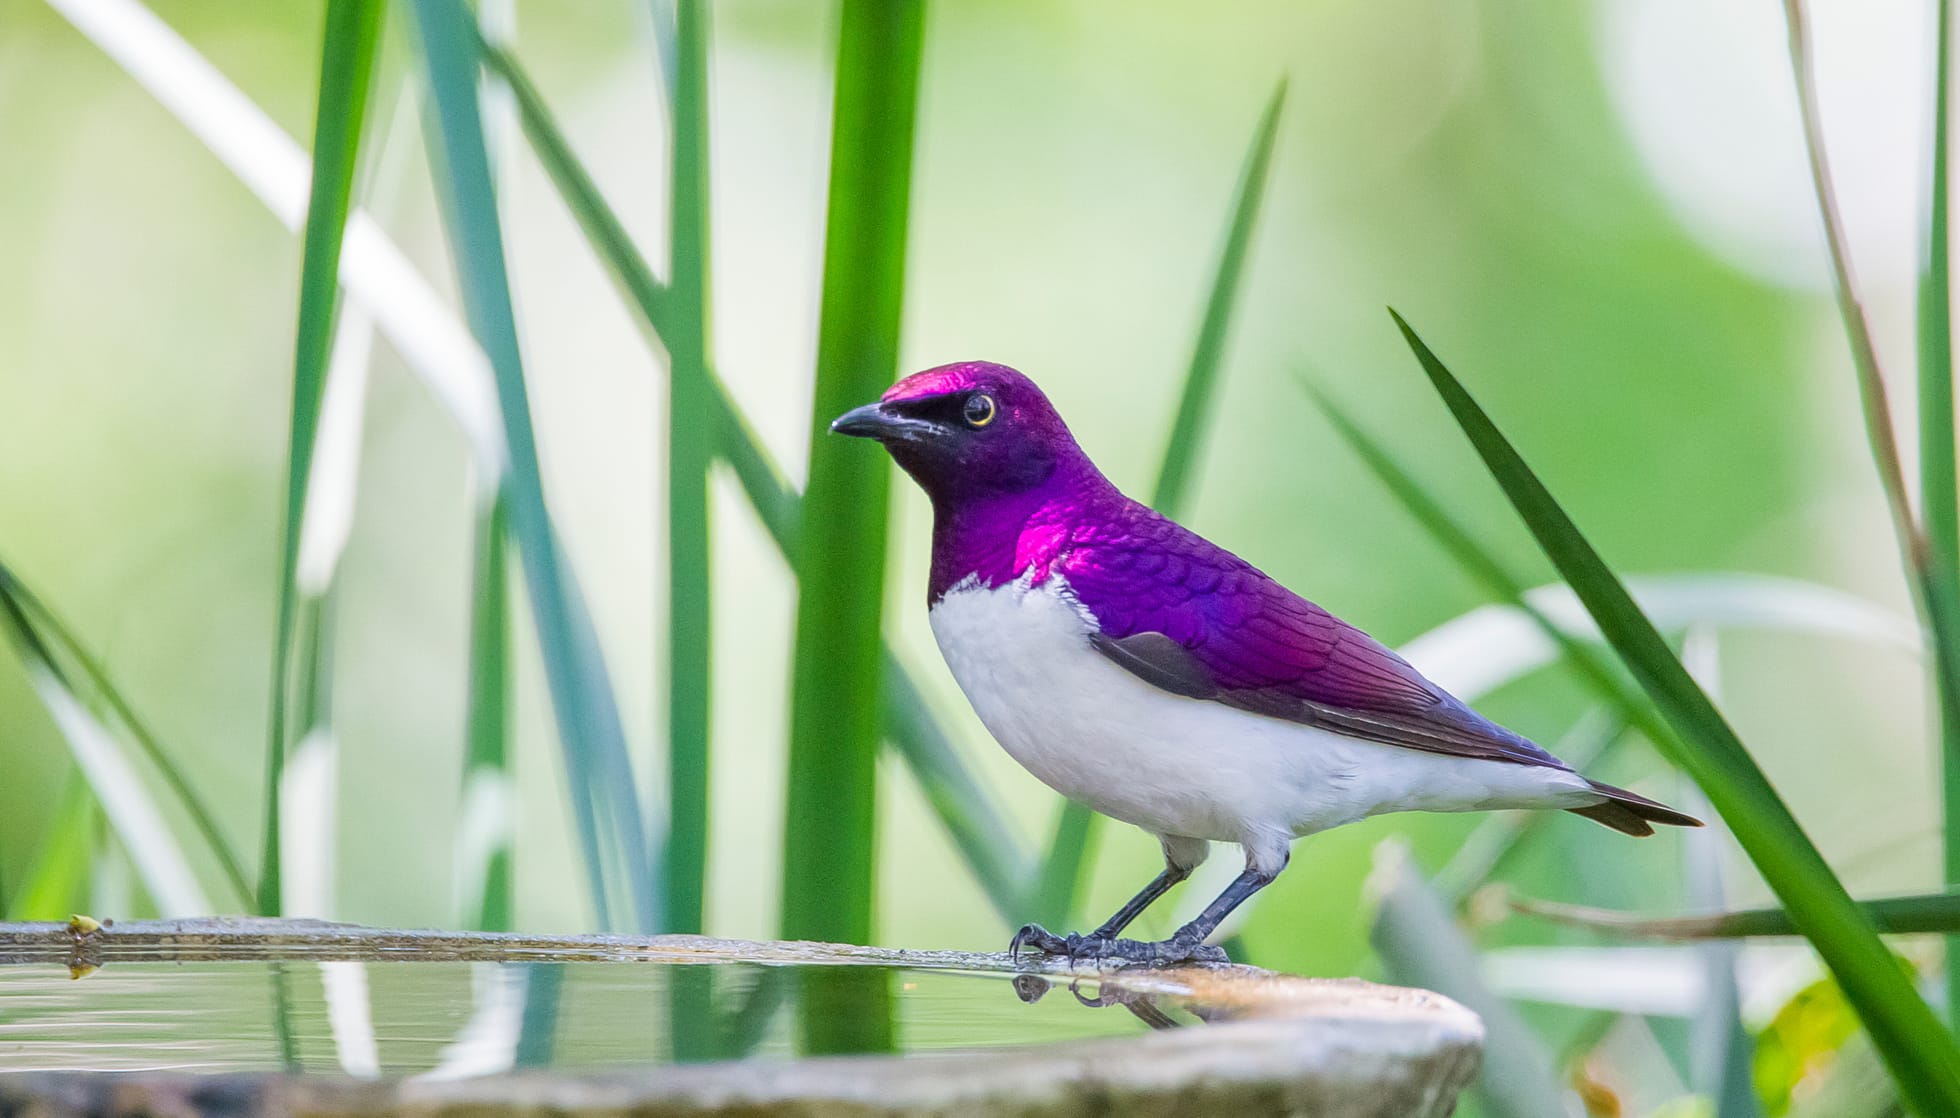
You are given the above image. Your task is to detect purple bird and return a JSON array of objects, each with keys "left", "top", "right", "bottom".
[{"left": 832, "top": 361, "right": 1700, "bottom": 966}]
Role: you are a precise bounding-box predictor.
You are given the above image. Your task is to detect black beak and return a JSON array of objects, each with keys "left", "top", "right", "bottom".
[{"left": 829, "top": 401, "right": 943, "bottom": 442}]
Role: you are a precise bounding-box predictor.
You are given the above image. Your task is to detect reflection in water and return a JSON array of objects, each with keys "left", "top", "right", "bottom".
[
  {"left": 796, "top": 965, "right": 894, "bottom": 1056},
  {"left": 0, "top": 958, "right": 1169, "bottom": 1075},
  {"left": 1011, "top": 972, "right": 1193, "bottom": 1031}
]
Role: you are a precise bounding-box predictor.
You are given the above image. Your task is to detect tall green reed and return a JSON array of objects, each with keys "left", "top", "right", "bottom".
[
  {"left": 261, "top": 0, "right": 383, "bottom": 917},
  {"left": 410, "top": 0, "right": 657, "bottom": 933},
  {"left": 663, "top": 0, "right": 716, "bottom": 937},
  {"left": 780, "top": 0, "right": 928, "bottom": 947}
]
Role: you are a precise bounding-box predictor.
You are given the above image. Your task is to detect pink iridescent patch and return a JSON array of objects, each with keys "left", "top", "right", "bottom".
[{"left": 882, "top": 361, "right": 1003, "bottom": 403}]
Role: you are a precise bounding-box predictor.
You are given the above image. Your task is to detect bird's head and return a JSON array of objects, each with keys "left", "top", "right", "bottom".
[{"left": 830, "top": 361, "right": 1085, "bottom": 506}]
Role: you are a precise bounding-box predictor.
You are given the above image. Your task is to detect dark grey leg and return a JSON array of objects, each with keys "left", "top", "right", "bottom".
[{"left": 1099, "top": 864, "right": 1279, "bottom": 965}]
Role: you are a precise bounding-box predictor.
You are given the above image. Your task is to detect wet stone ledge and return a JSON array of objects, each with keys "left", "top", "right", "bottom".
[{"left": 0, "top": 919, "right": 1482, "bottom": 1118}]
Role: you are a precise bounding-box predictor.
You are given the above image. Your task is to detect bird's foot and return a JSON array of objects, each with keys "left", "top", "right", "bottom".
[
  {"left": 1094, "top": 933, "right": 1230, "bottom": 967},
  {"left": 1008, "top": 923, "right": 1228, "bottom": 967}
]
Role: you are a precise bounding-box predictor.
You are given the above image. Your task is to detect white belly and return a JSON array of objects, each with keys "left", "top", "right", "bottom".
[{"left": 928, "top": 575, "right": 1596, "bottom": 862}]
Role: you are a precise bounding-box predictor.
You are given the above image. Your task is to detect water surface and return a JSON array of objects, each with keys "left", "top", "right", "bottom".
[{"left": 0, "top": 958, "right": 1195, "bottom": 1076}]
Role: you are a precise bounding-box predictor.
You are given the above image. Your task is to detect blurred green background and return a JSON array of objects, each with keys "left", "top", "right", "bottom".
[{"left": 0, "top": 0, "right": 1944, "bottom": 1111}]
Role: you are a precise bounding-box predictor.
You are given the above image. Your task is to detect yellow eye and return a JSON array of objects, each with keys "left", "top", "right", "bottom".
[{"left": 963, "top": 393, "right": 997, "bottom": 428}]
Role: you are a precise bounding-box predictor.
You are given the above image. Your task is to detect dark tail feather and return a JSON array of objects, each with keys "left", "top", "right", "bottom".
[{"left": 1568, "top": 780, "right": 1705, "bottom": 837}]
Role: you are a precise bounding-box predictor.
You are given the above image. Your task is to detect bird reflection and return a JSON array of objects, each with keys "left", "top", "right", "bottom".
[{"left": 1010, "top": 972, "right": 1185, "bottom": 1031}]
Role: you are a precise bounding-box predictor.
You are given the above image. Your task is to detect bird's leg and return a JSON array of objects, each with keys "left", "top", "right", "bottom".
[
  {"left": 1009, "top": 868, "right": 1184, "bottom": 959},
  {"left": 1101, "top": 858, "right": 1284, "bottom": 966},
  {"left": 1010, "top": 836, "right": 1206, "bottom": 961}
]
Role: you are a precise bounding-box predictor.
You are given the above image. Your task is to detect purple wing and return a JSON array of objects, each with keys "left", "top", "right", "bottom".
[{"left": 1054, "top": 506, "right": 1570, "bottom": 770}]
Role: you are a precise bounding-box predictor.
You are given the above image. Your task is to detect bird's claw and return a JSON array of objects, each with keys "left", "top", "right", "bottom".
[{"left": 1009, "top": 922, "right": 1071, "bottom": 959}]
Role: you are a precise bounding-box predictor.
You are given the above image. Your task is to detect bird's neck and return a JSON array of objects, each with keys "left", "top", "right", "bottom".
[{"left": 926, "top": 460, "right": 1118, "bottom": 603}]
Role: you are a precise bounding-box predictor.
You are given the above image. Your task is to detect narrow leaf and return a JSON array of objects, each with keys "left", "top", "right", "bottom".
[
  {"left": 662, "top": 0, "right": 716, "bottom": 937},
  {"left": 459, "top": 493, "right": 514, "bottom": 931},
  {"left": 1391, "top": 310, "right": 1960, "bottom": 1112},
  {"left": 1512, "top": 890, "right": 1960, "bottom": 940},
  {"left": 0, "top": 591, "right": 210, "bottom": 917},
  {"left": 0, "top": 563, "right": 252, "bottom": 905},
  {"left": 410, "top": 0, "right": 657, "bottom": 933},
  {"left": 261, "top": 0, "right": 384, "bottom": 917}
]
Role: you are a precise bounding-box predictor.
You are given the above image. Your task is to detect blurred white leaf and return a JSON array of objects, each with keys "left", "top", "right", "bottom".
[
  {"left": 20, "top": 662, "right": 209, "bottom": 917},
  {"left": 1485, "top": 942, "right": 1824, "bottom": 1023},
  {"left": 1401, "top": 573, "right": 1917, "bottom": 702},
  {"left": 44, "top": 0, "right": 506, "bottom": 477}
]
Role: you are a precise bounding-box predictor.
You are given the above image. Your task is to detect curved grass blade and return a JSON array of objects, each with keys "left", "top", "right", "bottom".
[
  {"left": 1512, "top": 891, "right": 1960, "bottom": 940},
  {"left": 0, "top": 591, "right": 210, "bottom": 917},
  {"left": 409, "top": 0, "right": 656, "bottom": 933},
  {"left": 780, "top": 0, "right": 927, "bottom": 947},
  {"left": 260, "top": 0, "right": 383, "bottom": 918},
  {"left": 1391, "top": 310, "right": 1960, "bottom": 1113},
  {"left": 662, "top": 0, "right": 716, "bottom": 937},
  {"left": 1036, "top": 78, "right": 1287, "bottom": 931},
  {"left": 0, "top": 564, "right": 252, "bottom": 906}
]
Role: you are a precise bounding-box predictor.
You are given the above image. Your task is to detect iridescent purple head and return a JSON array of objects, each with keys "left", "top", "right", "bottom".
[{"left": 830, "top": 361, "right": 1090, "bottom": 508}]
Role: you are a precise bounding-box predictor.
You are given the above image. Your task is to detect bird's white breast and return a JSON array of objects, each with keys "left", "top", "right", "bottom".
[{"left": 927, "top": 574, "right": 1595, "bottom": 868}]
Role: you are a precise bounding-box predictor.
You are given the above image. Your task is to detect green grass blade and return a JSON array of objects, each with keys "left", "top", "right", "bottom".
[
  {"left": 1151, "top": 79, "right": 1285, "bottom": 513},
  {"left": 1922, "top": 0, "right": 1960, "bottom": 1030},
  {"left": 1511, "top": 890, "right": 1960, "bottom": 940},
  {"left": 1036, "top": 81, "right": 1286, "bottom": 930},
  {"left": 261, "top": 0, "right": 384, "bottom": 919},
  {"left": 1390, "top": 311, "right": 1960, "bottom": 1113},
  {"left": 5, "top": 777, "right": 93, "bottom": 921},
  {"left": 779, "top": 0, "right": 927, "bottom": 946},
  {"left": 0, "top": 563, "right": 252, "bottom": 907},
  {"left": 1370, "top": 842, "right": 1575, "bottom": 1117},
  {"left": 410, "top": 0, "right": 657, "bottom": 933},
  {"left": 662, "top": 0, "right": 716, "bottom": 937},
  {"left": 460, "top": 493, "right": 514, "bottom": 931}
]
